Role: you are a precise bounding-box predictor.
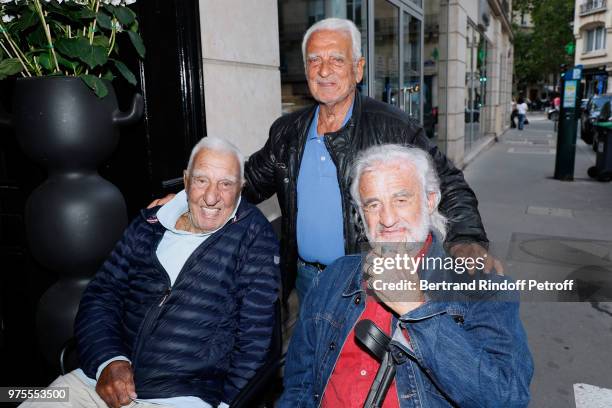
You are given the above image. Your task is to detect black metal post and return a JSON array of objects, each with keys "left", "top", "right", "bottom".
[{"left": 554, "top": 68, "right": 582, "bottom": 180}]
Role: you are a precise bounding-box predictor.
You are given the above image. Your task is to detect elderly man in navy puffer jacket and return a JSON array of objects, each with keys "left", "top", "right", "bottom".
[{"left": 22, "top": 137, "right": 280, "bottom": 408}]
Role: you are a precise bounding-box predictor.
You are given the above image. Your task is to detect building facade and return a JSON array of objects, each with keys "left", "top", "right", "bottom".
[
  {"left": 198, "top": 0, "right": 283, "bottom": 218},
  {"left": 199, "top": 0, "right": 514, "bottom": 171},
  {"left": 574, "top": 0, "right": 612, "bottom": 97}
]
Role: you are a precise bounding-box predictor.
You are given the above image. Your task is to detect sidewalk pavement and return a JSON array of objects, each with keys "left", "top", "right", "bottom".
[{"left": 462, "top": 113, "right": 612, "bottom": 407}]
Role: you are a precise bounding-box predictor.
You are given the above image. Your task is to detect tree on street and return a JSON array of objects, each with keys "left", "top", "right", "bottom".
[{"left": 513, "top": 0, "right": 575, "bottom": 91}]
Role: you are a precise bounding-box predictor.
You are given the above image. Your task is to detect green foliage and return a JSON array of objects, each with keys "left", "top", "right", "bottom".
[
  {"left": 512, "top": 0, "right": 575, "bottom": 90},
  {"left": 111, "top": 58, "right": 135, "bottom": 85},
  {"left": 0, "top": 0, "right": 145, "bottom": 97},
  {"left": 95, "top": 11, "right": 113, "bottom": 30},
  {"left": 80, "top": 73, "right": 108, "bottom": 98},
  {"left": 0, "top": 58, "right": 23, "bottom": 80},
  {"left": 127, "top": 30, "right": 144, "bottom": 58}
]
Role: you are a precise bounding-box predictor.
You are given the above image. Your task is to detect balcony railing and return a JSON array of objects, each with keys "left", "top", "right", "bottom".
[{"left": 580, "top": 0, "right": 607, "bottom": 15}]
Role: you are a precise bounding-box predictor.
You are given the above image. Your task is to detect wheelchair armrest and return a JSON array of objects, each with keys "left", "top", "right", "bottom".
[
  {"left": 59, "top": 337, "right": 78, "bottom": 375},
  {"left": 230, "top": 355, "right": 285, "bottom": 408}
]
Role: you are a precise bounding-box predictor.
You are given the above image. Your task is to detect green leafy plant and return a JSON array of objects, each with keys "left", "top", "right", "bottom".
[
  {"left": 0, "top": 0, "right": 145, "bottom": 97},
  {"left": 512, "top": 0, "right": 574, "bottom": 91}
]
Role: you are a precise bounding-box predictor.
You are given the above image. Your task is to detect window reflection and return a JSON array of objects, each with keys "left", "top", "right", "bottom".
[
  {"left": 464, "top": 22, "right": 488, "bottom": 152},
  {"left": 373, "top": 0, "right": 399, "bottom": 106},
  {"left": 403, "top": 12, "right": 421, "bottom": 120},
  {"left": 278, "top": 0, "right": 367, "bottom": 114}
]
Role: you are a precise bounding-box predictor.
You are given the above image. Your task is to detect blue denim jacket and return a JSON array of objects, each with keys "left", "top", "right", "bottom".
[{"left": 279, "top": 237, "right": 533, "bottom": 407}]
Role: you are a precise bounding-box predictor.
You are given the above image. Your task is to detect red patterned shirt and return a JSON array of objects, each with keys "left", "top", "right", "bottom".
[
  {"left": 321, "top": 298, "right": 401, "bottom": 408},
  {"left": 321, "top": 234, "right": 432, "bottom": 407}
]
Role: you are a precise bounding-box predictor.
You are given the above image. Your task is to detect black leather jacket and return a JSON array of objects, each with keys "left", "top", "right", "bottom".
[{"left": 244, "top": 91, "right": 487, "bottom": 298}]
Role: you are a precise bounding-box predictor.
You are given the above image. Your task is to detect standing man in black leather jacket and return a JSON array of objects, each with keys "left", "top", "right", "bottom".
[
  {"left": 242, "top": 18, "right": 499, "bottom": 302},
  {"left": 151, "top": 18, "right": 499, "bottom": 302}
]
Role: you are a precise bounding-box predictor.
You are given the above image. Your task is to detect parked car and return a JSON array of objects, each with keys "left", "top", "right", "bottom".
[
  {"left": 580, "top": 98, "right": 589, "bottom": 112},
  {"left": 581, "top": 94, "right": 612, "bottom": 145}
]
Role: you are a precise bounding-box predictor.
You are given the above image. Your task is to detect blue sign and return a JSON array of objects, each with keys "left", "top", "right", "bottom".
[{"left": 563, "top": 65, "right": 583, "bottom": 80}]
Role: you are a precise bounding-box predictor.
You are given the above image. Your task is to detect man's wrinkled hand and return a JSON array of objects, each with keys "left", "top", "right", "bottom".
[
  {"left": 449, "top": 242, "right": 504, "bottom": 275},
  {"left": 96, "top": 360, "right": 137, "bottom": 408},
  {"left": 147, "top": 193, "right": 175, "bottom": 209}
]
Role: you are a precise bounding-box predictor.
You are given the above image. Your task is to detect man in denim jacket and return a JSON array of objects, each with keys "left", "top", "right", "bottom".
[{"left": 279, "top": 144, "right": 533, "bottom": 407}]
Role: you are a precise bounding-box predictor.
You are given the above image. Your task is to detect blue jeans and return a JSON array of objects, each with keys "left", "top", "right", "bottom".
[
  {"left": 295, "top": 260, "right": 321, "bottom": 305},
  {"left": 518, "top": 113, "right": 526, "bottom": 130}
]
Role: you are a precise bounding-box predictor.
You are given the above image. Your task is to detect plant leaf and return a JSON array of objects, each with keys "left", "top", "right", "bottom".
[
  {"left": 77, "top": 9, "right": 98, "bottom": 19},
  {"left": 127, "top": 31, "right": 145, "bottom": 59},
  {"left": 0, "top": 58, "right": 24, "bottom": 80},
  {"left": 57, "top": 55, "right": 77, "bottom": 71},
  {"left": 47, "top": 9, "right": 82, "bottom": 23},
  {"left": 101, "top": 3, "right": 115, "bottom": 14},
  {"left": 55, "top": 37, "right": 90, "bottom": 59},
  {"left": 80, "top": 74, "right": 108, "bottom": 98},
  {"left": 112, "top": 59, "right": 136, "bottom": 85},
  {"left": 92, "top": 35, "right": 110, "bottom": 49},
  {"left": 38, "top": 53, "right": 53, "bottom": 70},
  {"left": 26, "top": 25, "right": 48, "bottom": 48},
  {"left": 102, "top": 70, "right": 115, "bottom": 82},
  {"left": 11, "top": 8, "right": 38, "bottom": 32},
  {"left": 56, "top": 37, "right": 107, "bottom": 68},
  {"left": 96, "top": 11, "right": 113, "bottom": 31},
  {"left": 81, "top": 45, "right": 108, "bottom": 69},
  {"left": 113, "top": 7, "right": 135, "bottom": 26}
]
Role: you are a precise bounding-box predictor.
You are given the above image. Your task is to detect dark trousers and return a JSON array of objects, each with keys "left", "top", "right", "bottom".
[{"left": 510, "top": 109, "right": 518, "bottom": 128}]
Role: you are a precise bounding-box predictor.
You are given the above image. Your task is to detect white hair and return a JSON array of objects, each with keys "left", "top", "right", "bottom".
[
  {"left": 186, "top": 136, "right": 245, "bottom": 182},
  {"left": 301, "top": 17, "right": 362, "bottom": 67},
  {"left": 350, "top": 144, "right": 448, "bottom": 240}
]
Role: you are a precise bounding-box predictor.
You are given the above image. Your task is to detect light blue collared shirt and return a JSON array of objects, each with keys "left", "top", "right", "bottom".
[
  {"left": 296, "top": 102, "right": 353, "bottom": 265},
  {"left": 156, "top": 190, "right": 240, "bottom": 285}
]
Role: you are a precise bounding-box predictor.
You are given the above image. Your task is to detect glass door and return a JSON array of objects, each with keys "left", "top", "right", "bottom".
[
  {"left": 401, "top": 10, "right": 422, "bottom": 121},
  {"left": 372, "top": 0, "right": 400, "bottom": 106},
  {"left": 464, "top": 22, "right": 488, "bottom": 152},
  {"left": 370, "top": 0, "right": 423, "bottom": 122}
]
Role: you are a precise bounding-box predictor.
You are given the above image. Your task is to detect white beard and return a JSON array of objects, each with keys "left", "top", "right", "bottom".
[{"left": 364, "top": 200, "right": 431, "bottom": 252}]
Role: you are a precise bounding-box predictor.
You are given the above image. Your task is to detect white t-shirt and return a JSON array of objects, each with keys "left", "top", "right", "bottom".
[{"left": 517, "top": 103, "right": 528, "bottom": 115}]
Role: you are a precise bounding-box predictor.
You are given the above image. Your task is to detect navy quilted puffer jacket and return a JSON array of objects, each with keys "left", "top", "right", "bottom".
[{"left": 74, "top": 199, "right": 280, "bottom": 405}]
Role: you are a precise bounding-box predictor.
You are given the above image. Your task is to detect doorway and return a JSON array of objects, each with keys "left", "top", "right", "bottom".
[{"left": 369, "top": 0, "right": 423, "bottom": 123}]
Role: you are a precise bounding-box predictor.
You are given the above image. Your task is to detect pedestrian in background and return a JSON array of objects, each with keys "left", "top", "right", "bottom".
[
  {"left": 517, "top": 97, "right": 528, "bottom": 130},
  {"left": 511, "top": 97, "right": 518, "bottom": 128}
]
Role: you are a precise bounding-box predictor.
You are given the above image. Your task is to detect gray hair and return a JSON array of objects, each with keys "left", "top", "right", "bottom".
[
  {"left": 301, "top": 18, "right": 363, "bottom": 67},
  {"left": 186, "top": 136, "right": 245, "bottom": 182},
  {"left": 350, "top": 144, "right": 447, "bottom": 240}
]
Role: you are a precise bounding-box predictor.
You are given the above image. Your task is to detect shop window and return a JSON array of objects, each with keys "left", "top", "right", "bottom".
[
  {"left": 585, "top": 26, "right": 606, "bottom": 52},
  {"left": 464, "top": 22, "right": 489, "bottom": 152},
  {"left": 278, "top": 0, "right": 367, "bottom": 114}
]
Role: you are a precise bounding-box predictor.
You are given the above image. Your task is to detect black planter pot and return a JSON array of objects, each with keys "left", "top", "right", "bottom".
[{"left": 0, "top": 76, "right": 143, "bottom": 365}]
